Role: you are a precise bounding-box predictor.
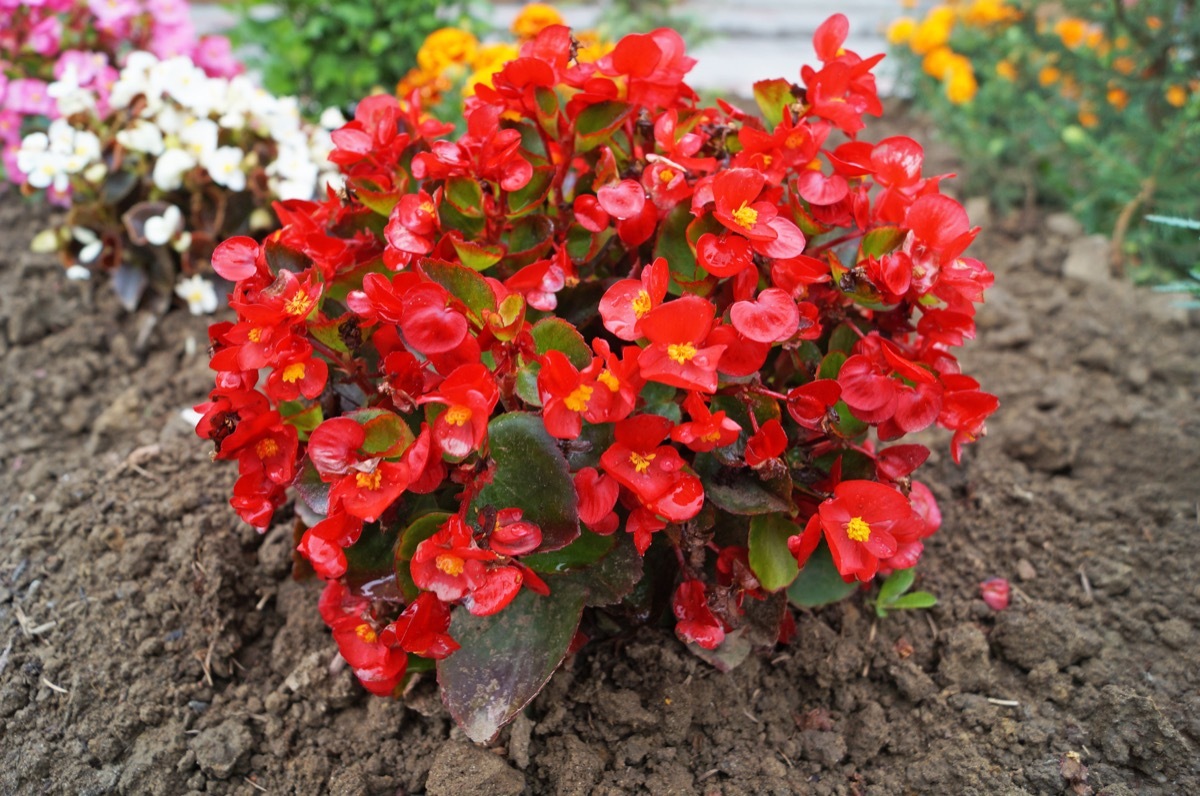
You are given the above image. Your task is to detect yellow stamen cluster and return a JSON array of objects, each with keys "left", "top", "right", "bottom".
[
  {"left": 564, "top": 385, "right": 594, "bottom": 412},
  {"left": 846, "top": 516, "right": 872, "bottom": 543},
  {"left": 667, "top": 342, "right": 697, "bottom": 364},
  {"left": 355, "top": 624, "right": 378, "bottom": 644},
  {"left": 436, "top": 553, "right": 465, "bottom": 576},
  {"left": 597, "top": 370, "right": 621, "bottom": 392},
  {"left": 285, "top": 290, "right": 313, "bottom": 317},
  {"left": 732, "top": 201, "right": 758, "bottom": 230},
  {"left": 631, "top": 290, "right": 653, "bottom": 319},
  {"left": 355, "top": 470, "right": 383, "bottom": 491},
  {"left": 281, "top": 362, "right": 306, "bottom": 383},
  {"left": 255, "top": 438, "right": 279, "bottom": 459},
  {"left": 445, "top": 405, "right": 472, "bottom": 426},
  {"left": 629, "top": 452, "right": 656, "bottom": 474}
]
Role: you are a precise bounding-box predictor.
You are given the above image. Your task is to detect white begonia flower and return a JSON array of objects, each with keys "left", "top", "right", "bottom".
[
  {"left": 154, "top": 104, "right": 185, "bottom": 137},
  {"left": 152, "top": 147, "right": 197, "bottom": 191},
  {"left": 144, "top": 205, "right": 182, "bottom": 246},
  {"left": 203, "top": 146, "right": 247, "bottom": 191},
  {"left": 319, "top": 106, "right": 347, "bottom": 130},
  {"left": 116, "top": 120, "right": 165, "bottom": 155},
  {"left": 47, "top": 119, "right": 76, "bottom": 152},
  {"left": 48, "top": 64, "right": 97, "bottom": 117},
  {"left": 110, "top": 51, "right": 160, "bottom": 111},
  {"left": 179, "top": 118, "right": 219, "bottom": 161},
  {"left": 83, "top": 162, "right": 108, "bottom": 183},
  {"left": 16, "top": 132, "right": 49, "bottom": 176},
  {"left": 175, "top": 274, "right": 218, "bottom": 315},
  {"left": 173, "top": 230, "right": 192, "bottom": 254},
  {"left": 72, "top": 227, "right": 103, "bottom": 264},
  {"left": 66, "top": 265, "right": 92, "bottom": 280}
]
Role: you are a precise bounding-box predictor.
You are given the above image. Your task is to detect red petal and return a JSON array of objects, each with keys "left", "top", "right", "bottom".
[
  {"left": 597, "top": 179, "right": 647, "bottom": 220},
  {"left": 464, "top": 566, "right": 523, "bottom": 616},
  {"left": 813, "top": 13, "right": 849, "bottom": 62},
  {"left": 730, "top": 288, "right": 800, "bottom": 343},
  {"left": 697, "top": 232, "right": 755, "bottom": 278},
  {"left": 211, "top": 236, "right": 260, "bottom": 282},
  {"left": 870, "top": 136, "right": 924, "bottom": 188},
  {"left": 639, "top": 294, "right": 715, "bottom": 345}
]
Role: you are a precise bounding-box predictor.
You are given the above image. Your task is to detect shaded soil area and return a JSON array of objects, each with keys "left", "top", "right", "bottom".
[{"left": 2, "top": 157, "right": 1199, "bottom": 794}]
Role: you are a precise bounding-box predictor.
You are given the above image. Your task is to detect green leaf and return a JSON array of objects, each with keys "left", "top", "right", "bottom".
[
  {"left": 522, "top": 530, "right": 615, "bottom": 574},
  {"left": 752, "top": 78, "right": 794, "bottom": 128},
  {"left": 308, "top": 315, "right": 351, "bottom": 355},
  {"left": 531, "top": 317, "right": 592, "bottom": 369},
  {"left": 787, "top": 540, "right": 857, "bottom": 607},
  {"left": 655, "top": 204, "right": 705, "bottom": 296},
  {"left": 533, "top": 85, "right": 561, "bottom": 138},
  {"left": 294, "top": 457, "right": 330, "bottom": 516},
  {"left": 502, "top": 215, "right": 554, "bottom": 269},
  {"left": 343, "top": 523, "right": 397, "bottom": 579},
  {"left": 827, "top": 323, "right": 860, "bottom": 355},
  {"left": 858, "top": 226, "right": 907, "bottom": 260},
  {"left": 695, "top": 453, "right": 793, "bottom": 516},
  {"left": 888, "top": 592, "right": 938, "bottom": 610},
  {"left": 280, "top": 401, "right": 323, "bottom": 438},
  {"left": 563, "top": 422, "right": 613, "bottom": 472},
  {"left": 639, "top": 381, "right": 682, "bottom": 424},
  {"left": 469, "top": 413, "right": 580, "bottom": 551},
  {"left": 445, "top": 176, "right": 484, "bottom": 217},
  {"left": 420, "top": 258, "right": 496, "bottom": 322},
  {"left": 818, "top": 351, "right": 847, "bottom": 380},
  {"left": 876, "top": 568, "right": 916, "bottom": 608},
  {"left": 574, "top": 100, "right": 632, "bottom": 152},
  {"left": 748, "top": 513, "right": 801, "bottom": 592},
  {"left": 438, "top": 585, "right": 586, "bottom": 743},
  {"left": 506, "top": 165, "right": 554, "bottom": 218},
  {"left": 448, "top": 233, "right": 505, "bottom": 272},
  {"left": 550, "top": 530, "right": 643, "bottom": 607}
]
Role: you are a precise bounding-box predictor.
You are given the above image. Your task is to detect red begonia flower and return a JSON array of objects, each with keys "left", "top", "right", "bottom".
[
  {"left": 786, "top": 379, "right": 841, "bottom": 430},
  {"left": 637, "top": 295, "right": 726, "bottom": 393},
  {"left": 730, "top": 288, "right": 801, "bottom": 344},
  {"left": 381, "top": 592, "right": 459, "bottom": 659},
  {"left": 423, "top": 363, "right": 499, "bottom": 459},
  {"left": 671, "top": 392, "right": 741, "bottom": 452},
  {"left": 790, "top": 480, "right": 917, "bottom": 582},
  {"left": 672, "top": 579, "right": 725, "bottom": 650},
  {"left": 745, "top": 418, "right": 788, "bottom": 467},
  {"left": 489, "top": 508, "right": 544, "bottom": 556},
  {"left": 599, "top": 256, "right": 669, "bottom": 341},
  {"left": 574, "top": 467, "right": 621, "bottom": 534}
]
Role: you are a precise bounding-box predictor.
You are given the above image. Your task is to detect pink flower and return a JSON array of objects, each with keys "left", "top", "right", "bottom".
[
  {"left": 87, "top": 0, "right": 139, "bottom": 25},
  {"left": 28, "top": 16, "right": 62, "bottom": 57},
  {"left": 6, "top": 79, "right": 54, "bottom": 116},
  {"left": 190, "top": 36, "right": 243, "bottom": 78}
]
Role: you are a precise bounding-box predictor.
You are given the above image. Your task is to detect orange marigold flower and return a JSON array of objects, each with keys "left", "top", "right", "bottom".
[
  {"left": 1166, "top": 85, "right": 1188, "bottom": 108},
  {"left": 1078, "top": 106, "right": 1099, "bottom": 128},
  {"left": 963, "top": 0, "right": 1019, "bottom": 26},
  {"left": 995, "top": 59, "right": 1017, "bottom": 81},
  {"left": 416, "top": 27, "right": 478, "bottom": 75},
  {"left": 1146, "top": 15, "right": 1162, "bottom": 30},
  {"left": 1054, "top": 18, "right": 1088, "bottom": 49},
  {"left": 512, "top": 3, "right": 564, "bottom": 40},
  {"left": 922, "top": 46, "right": 956, "bottom": 79},
  {"left": 945, "top": 63, "right": 978, "bottom": 104},
  {"left": 1112, "top": 56, "right": 1137, "bottom": 75},
  {"left": 910, "top": 7, "right": 956, "bottom": 55},
  {"left": 1106, "top": 86, "right": 1129, "bottom": 111},
  {"left": 1038, "top": 65, "right": 1061, "bottom": 86}
]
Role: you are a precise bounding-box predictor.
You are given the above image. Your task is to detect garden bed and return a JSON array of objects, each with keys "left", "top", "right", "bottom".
[{"left": 2, "top": 110, "right": 1199, "bottom": 793}]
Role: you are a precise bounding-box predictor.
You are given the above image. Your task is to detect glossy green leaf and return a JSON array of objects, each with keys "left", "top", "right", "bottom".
[
  {"left": 280, "top": 401, "right": 323, "bottom": 438},
  {"left": 438, "top": 585, "right": 586, "bottom": 743},
  {"left": 469, "top": 413, "right": 580, "bottom": 552},
  {"left": 827, "top": 323, "right": 860, "bottom": 355},
  {"left": 748, "top": 513, "right": 801, "bottom": 592},
  {"left": 574, "top": 100, "right": 632, "bottom": 152},
  {"left": 522, "top": 530, "right": 615, "bottom": 574},
  {"left": 294, "top": 457, "right": 330, "bottom": 516},
  {"left": 876, "top": 568, "right": 916, "bottom": 606},
  {"left": 445, "top": 176, "right": 484, "bottom": 217},
  {"left": 507, "top": 165, "right": 554, "bottom": 218},
  {"left": 448, "top": 234, "right": 505, "bottom": 272},
  {"left": 888, "top": 592, "right": 938, "bottom": 611},
  {"left": 655, "top": 204, "right": 704, "bottom": 296},
  {"left": 787, "top": 540, "right": 858, "bottom": 607},
  {"left": 859, "top": 226, "right": 907, "bottom": 260},
  {"left": 343, "top": 523, "right": 397, "bottom": 578},
  {"left": 531, "top": 317, "right": 592, "bottom": 369},
  {"left": 551, "top": 530, "right": 643, "bottom": 607},
  {"left": 752, "top": 78, "right": 794, "bottom": 128},
  {"left": 695, "top": 454, "right": 793, "bottom": 515}
]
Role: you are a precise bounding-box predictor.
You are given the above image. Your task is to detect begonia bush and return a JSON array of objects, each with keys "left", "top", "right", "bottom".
[
  {"left": 18, "top": 51, "right": 342, "bottom": 314},
  {"left": 197, "top": 15, "right": 998, "bottom": 742},
  {"left": 0, "top": 0, "right": 240, "bottom": 186}
]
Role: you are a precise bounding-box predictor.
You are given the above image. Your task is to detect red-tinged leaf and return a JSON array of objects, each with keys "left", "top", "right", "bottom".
[
  {"left": 694, "top": 453, "right": 793, "bottom": 515},
  {"left": 438, "top": 584, "right": 586, "bottom": 743},
  {"left": 596, "top": 179, "right": 646, "bottom": 220},
  {"left": 531, "top": 317, "right": 592, "bottom": 369},
  {"left": 445, "top": 176, "right": 484, "bottom": 218},
  {"left": 574, "top": 100, "right": 632, "bottom": 152},
  {"left": 448, "top": 233, "right": 506, "bottom": 272},
  {"left": 507, "top": 164, "right": 553, "bottom": 217},
  {"left": 859, "top": 226, "right": 907, "bottom": 260},
  {"left": 730, "top": 288, "right": 800, "bottom": 343},
  {"left": 420, "top": 259, "right": 497, "bottom": 322},
  {"left": 749, "top": 513, "right": 802, "bottom": 591},
  {"left": 752, "top": 78, "right": 794, "bottom": 128},
  {"left": 533, "top": 85, "right": 561, "bottom": 138},
  {"left": 468, "top": 413, "right": 580, "bottom": 552},
  {"left": 211, "top": 236, "right": 259, "bottom": 282},
  {"left": 352, "top": 409, "right": 415, "bottom": 457}
]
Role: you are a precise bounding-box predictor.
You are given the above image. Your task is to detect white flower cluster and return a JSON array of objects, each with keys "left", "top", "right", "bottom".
[
  {"left": 16, "top": 119, "right": 102, "bottom": 192},
  {"left": 19, "top": 50, "right": 342, "bottom": 201}
]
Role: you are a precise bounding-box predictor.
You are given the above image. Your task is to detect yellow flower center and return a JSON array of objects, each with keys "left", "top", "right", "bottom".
[
  {"left": 667, "top": 342, "right": 697, "bottom": 364},
  {"left": 631, "top": 289, "right": 653, "bottom": 319},
  {"left": 445, "top": 405, "right": 472, "bottom": 426},
  {"left": 248, "top": 327, "right": 264, "bottom": 343},
  {"left": 629, "top": 452, "right": 656, "bottom": 474},
  {"left": 700, "top": 430, "right": 722, "bottom": 443},
  {"left": 760, "top": 154, "right": 773, "bottom": 167},
  {"left": 281, "top": 362, "right": 306, "bottom": 383},
  {"left": 255, "top": 438, "right": 279, "bottom": 459},
  {"left": 355, "top": 470, "right": 383, "bottom": 491},
  {"left": 597, "top": 370, "right": 621, "bottom": 392},
  {"left": 436, "top": 553, "right": 465, "bottom": 576},
  {"left": 354, "top": 624, "right": 378, "bottom": 644},
  {"left": 285, "top": 289, "right": 313, "bottom": 317},
  {"left": 732, "top": 201, "right": 758, "bottom": 230},
  {"left": 563, "top": 384, "right": 594, "bottom": 413},
  {"left": 420, "top": 200, "right": 436, "bottom": 215},
  {"left": 659, "top": 168, "right": 676, "bottom": 183},
  {"left": 785, "top": 130, "right": 807, "bottom": 150},
  {"left": 846, "top": 516, "right": 872, "bottom": 543}
]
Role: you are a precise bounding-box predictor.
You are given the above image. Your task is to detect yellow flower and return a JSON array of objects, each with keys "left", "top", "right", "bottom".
[
  {"left": 944, "top": 61, "right": 978, "bottom": 104},
  {"left": 1112, "top": 56, "right": 1136, "bottom": 75},
  {"left": 1084, "top": 28, "right": 1104, "bottom": 49},
  {"left": 1054, "top": 18, "right": 1088, "bottom": 49},
  {"left": 574, "top": 30, "right": 612, "bottom": 63},
  {"left": 1038, "top": 65, "right": 1061, "bottom": 86},
  {"left": 995, "top": 59, "right": 1017, "bottom": 81},
  {"left": 472, "top": 42, "right": 520, "bottom": 74},
  {"left": 1166, "top": 85, "right": 1189, "bottom": 107},
  {"left": 922, "top": 45, "right": 956, "bottom": 79},
  {"left": 962, "top": 0, "right": 1020, "bottom": 26},
  {"left": 512, "top": 3, "right": 565, "bottom": 40},
  {"left": 1106, "top": 86, "right": 1129, "bottom": 110},
  {"left": 887, "top": 16, "right": 917, "bottom": 45},
  {"left": 417, "top": 27, "right": 479, "bottom": 75},
  {"left": 910, "top": 7, "right": 956, "bottom": 55}
]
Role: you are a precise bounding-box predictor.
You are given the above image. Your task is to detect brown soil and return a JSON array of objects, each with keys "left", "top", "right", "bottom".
[{"left": 2, "top": 146, "right": 1199, "bottom": 795}]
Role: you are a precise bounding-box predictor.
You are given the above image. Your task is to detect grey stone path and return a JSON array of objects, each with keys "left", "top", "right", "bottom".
[{"left": 191, "top": 0, "right": 905, "bottom": 97}]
